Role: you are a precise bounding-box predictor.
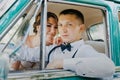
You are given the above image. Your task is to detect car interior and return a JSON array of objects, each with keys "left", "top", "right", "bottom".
[
  {"left": 0, "top": 0, "right": 107, "bottom": 71},
  {"left": 47, "top": 2, "right": 106, "bottom": 53}
]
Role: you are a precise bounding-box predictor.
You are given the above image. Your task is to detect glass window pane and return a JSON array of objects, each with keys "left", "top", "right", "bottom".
[{"left": 89, "top": 23, "right": 105, "bottom": 41}]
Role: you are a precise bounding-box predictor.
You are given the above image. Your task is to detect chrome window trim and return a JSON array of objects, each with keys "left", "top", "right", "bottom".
[{"left": 40, "top": 0, "right": 47, "bottom": 69}]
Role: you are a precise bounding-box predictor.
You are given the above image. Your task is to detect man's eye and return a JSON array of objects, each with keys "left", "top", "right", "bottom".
[
  {"left": 54, "top": 26, "right": 58, "bottom": 29},
  {"left": 68, "top": 24, "right": 72, "bottom": 26},
  {"left": 47, "top": 24, "right": 51, "bottom": 27}
]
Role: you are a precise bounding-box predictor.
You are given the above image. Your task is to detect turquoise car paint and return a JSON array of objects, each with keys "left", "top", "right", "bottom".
[{"left": 0, "top": 0, "right": 30, "bottom": 34}]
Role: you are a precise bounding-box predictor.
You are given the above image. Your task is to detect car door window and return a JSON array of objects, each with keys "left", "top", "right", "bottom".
[{"left": 88, "top": 23, "right": 105, "bottom": 41}]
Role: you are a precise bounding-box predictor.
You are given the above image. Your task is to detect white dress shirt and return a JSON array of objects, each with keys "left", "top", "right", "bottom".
[{"left": 47, "top": 40, "right": 115, "bottom": 78}]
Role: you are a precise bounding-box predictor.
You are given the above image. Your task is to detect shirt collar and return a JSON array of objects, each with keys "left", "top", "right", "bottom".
[{"left": 70, "top": 39, "right": 84, "bottom": 48}]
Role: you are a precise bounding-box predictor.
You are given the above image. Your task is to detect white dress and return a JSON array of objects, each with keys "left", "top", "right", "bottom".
[{"left": 16, "top": 45, "right": 40, "bottom": 62}]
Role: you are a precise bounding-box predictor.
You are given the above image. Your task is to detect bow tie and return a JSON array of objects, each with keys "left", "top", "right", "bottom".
[{"left": 60, "top": 43, "right": 72, "bottom": 51}]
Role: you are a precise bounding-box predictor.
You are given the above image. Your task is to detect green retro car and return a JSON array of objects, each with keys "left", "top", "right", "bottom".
[{"left": 0, "top": 0, "right": 120, "bottom": 80}]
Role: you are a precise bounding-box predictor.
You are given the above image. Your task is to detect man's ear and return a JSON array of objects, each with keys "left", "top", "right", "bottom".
[{"left": 79, "top": 24, "right": 85, "bottom": 32}]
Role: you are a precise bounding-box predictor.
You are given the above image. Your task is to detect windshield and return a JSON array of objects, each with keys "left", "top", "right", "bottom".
[{"left": 0, "top": 0, "right": 16, "bottom": 18}]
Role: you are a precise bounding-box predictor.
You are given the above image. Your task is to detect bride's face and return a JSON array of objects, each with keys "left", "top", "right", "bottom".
[{"left": 46, "top": 17, "right": 58, "bottom": 46}]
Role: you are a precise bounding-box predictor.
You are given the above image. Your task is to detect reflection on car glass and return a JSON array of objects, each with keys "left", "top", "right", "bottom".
[{"left": 0, "top": 0, "right": 16, "bottom": 17}]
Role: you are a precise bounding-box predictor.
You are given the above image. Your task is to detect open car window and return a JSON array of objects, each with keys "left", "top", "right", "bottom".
[{"left": 1, "top": 0, "right": 107, "bottom": 71}]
